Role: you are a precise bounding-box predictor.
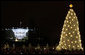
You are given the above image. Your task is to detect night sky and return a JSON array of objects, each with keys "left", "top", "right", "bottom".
[{"left": 1, "top": 1, "right": 84, "bottom": 45}]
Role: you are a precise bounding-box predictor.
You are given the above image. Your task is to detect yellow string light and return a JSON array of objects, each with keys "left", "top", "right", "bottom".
[
  {"left": 73, "top": 17, "right": 76, "bottom": 19},
  {"left": 69, "top": 16, "right": 71, "bottom": 19},
  {"left": 77, "top": 45, "right": 79, "bottom": 47},
  {"left": 64, "top": 44, "right": 66, "bottom": 46},
  {"left": 67, "top": 21, "right": 68, "bottom": 23},
  {"left": 77, "top": 27, "right": 79, "bottom": 30},
  {"left": 68, "top": 11, "right": 70, "bottom": 14},
  {"left": 62, "top": 28, "right": 64, "bottom": 30},
  {"left": 70, "top": 9, "right": 73, "bottom": 12},
  {"left": 62, "top": 46, "right": 64, "bottom": 48},
  {"left": 70, "top": 22, "right": 71, "bottom": 24},
  {"left": 71, "top": 41, "right": 73, "bottom": 43},
  {"left": 75, "top": 41, "right": 77, "bottom": 43},
  {"left": 68, "top": 25, "right": 70, "bottom": 27},
  {"left": 62, "top": 36, "right": 65, "bottom": 38},
  {"left": 79, "top": 40, "right": 81, "bottom": 42},
  {"left": 74, "top": 25, "right": 75, "bottom": 26},
  {"left": 66, "top": 34, "right": 67, "bottom": 36},
  {"left": 72, "top": 19, "right": 74, "bottom": 21},
  {"left": 77, "top": 21, "right": 78, "bottom": 24},
  {"left": 74, "top": 13, "right": 76, "bottom": 15},
  {"left": 60, "top": 34, "right": 62, "bottom": 36},
  {"left": 79, "top": 35, "right": 80, "bottom": 37},
  {"left": 67, "top": 39, "right": 69, "bottom": 41},
  {"left": 71, "top": 13, "right": 73, "bottom": 15},
  {"left": 70, "top": 35, "right": 72, "bottom": 37},
  {"left": 73, "top": 46, "right": 75, "bottom": 48},
  {"left": 73, "top": 31, "right": 74, "bottom": 34},
  {"left": 78, "top": 32, "right": 79, "bottom": 35},
  {"left": 71, "top": 27, "right": 72, "bottom": 29},
  {"left": 64, "top": 24, "right": 66, "bottom": 27},
  {"left": 76, "top": 36, "right": 78, "bottom": 38},
  {"left": 66, "top": 17, "right": 68, "bottom": 19},
  {"left": 63, "top": 32, "right": 65, "bottom": 34},
  {"left": 66, "top": 29, "right": 68, "bottom": 31},
  {"left": 75, "top": 29, "right": 76, "bottom": 31},
  {"left": 69, "top": 32, "right": 71, "bottom": 34},
  {"left": 63, "top": 41, "right": 65, "bottom": 42},
  {"left": 65, "top": 48, "right": 67, "bottom": 49},
  {"left": 68, "top": 45, "right": 70, "bottom": 47}
]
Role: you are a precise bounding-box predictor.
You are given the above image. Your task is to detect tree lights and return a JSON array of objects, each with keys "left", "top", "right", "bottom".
[{"left": 56, "top": 4, "right": 83, "bottom": 51}]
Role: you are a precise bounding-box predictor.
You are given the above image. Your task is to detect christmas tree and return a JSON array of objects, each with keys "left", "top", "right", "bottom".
[{"left": 56, "top": 4, "right": 83, "bottom": 50}]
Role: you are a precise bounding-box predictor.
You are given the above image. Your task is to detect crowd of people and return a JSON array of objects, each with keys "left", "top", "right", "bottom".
[{"left": 1, "top": 43, "right": 84, "bottom": 54}]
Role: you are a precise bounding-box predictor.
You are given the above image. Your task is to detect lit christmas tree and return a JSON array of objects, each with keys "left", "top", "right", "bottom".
[{"left": 56, "top": 4, "right": 83, "bottom": 50}]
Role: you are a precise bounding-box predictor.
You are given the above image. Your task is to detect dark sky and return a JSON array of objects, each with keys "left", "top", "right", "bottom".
[{"left": 1, "top": 1, "right": 84, "bottom": 45}]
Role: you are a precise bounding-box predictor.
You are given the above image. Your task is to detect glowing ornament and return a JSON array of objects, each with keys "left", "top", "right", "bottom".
[{"left": 69, "top": 4, "right": 73, "bottom": 8}]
